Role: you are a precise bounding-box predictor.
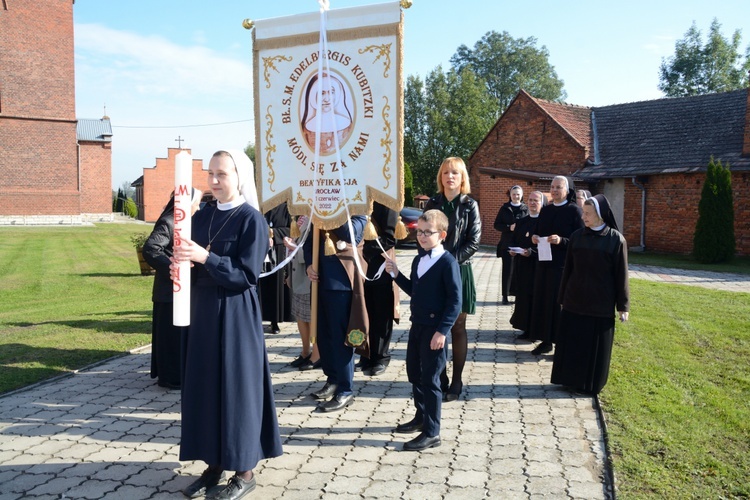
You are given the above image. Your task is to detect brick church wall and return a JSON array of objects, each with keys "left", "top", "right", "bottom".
[
  {"left": 141, "top": 149, "right": 209, "bottom": 223},
  {"left": 79, "top": 141, "right": 113, "bottom": 214},
  {"left": 0, "top": 0, "right": 85, "bottom": 220}
]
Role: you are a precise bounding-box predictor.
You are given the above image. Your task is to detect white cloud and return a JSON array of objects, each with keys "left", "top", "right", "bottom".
[
  {"left": 73, "top": 23, "right": 256, "bottom": 189},
  {"left": 75, "top": 23, "right": 252, "bottom": 99}
]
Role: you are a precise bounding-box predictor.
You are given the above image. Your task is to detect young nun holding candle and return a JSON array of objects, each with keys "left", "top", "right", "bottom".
[
  {"left": 552, "top": 194, "right": 630, "bottom": 395},
  {"left": 171, "top": 149, "right": 282, "bottom": 500}
]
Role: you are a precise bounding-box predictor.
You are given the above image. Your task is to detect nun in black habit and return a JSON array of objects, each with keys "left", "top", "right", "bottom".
[
  {"left": 507, "top": 190, "right": 546, "bottom": 337},
  {"left": 142, "top": 188, "right": 202, "bottom": 389},
  {"left": 172, "top": 149, "right": 282, "bottom": 499},
  {"left": 528, "top": 176, "right": 584, "bottom": 355},
  {"left": 552, "top": 194, "right": 630, "bottom": 395},
  {"left": 260, "top": 202, "right": 293, "bottom": 333}
]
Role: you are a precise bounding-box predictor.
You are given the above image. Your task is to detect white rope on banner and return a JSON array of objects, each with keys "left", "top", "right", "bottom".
[{"left": 259, "top": 0, "right": 386, "bottom": 281}]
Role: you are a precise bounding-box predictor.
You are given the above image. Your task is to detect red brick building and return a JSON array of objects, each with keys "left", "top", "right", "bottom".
[
  {"left": 0, "top": 0, "right": 113, "bottom": 224},
  {"left": 133, "top": 148, "right": 210, "bottom": 223},
  {"left": 471, "top": 88, "right": 750, "bottom": 256}
]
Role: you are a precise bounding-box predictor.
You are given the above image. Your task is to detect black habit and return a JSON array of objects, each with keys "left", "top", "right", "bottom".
[
  {"left": 508, "top": 213, "right": 540, "bottom": 333},
  {"left": 142, "top": 198, "right": 183, "bottom": 388},
  {"left": 528, "top": 201, "right": 583, "bottom": 343},
  {"left": 180, "top": 202, "right": 283, "bottom": 470},
  {"left": 260, "top": 203, "right": 293, "bottom": 327},
  {"left": 551, "top": 225, "right": 629, "bottom": 394}
]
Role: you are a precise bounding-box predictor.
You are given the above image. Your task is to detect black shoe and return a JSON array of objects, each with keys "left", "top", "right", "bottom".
[
  {"left": 403, "top": 433, "right": 441, "bottom": 451},
  {"left": 290, "top": 354, "right": 311, "bottom": 368},
  {"left": 183, "top": 468, "right": 225, "bottom": 498},
  {"left": 531, "top": 341, "right": 554, "bottom": 355},
  {"left": 444, "top": 381, "right": 463, "bottom": 402},
  {"left": 517, "top": 331, "right": 530, "bottom": 340},
  {"left": 271, "top": 323, "right": 280, "bottom": 334},
  {"left": 354, "top": 359, "right": 368, "bottom": 372},
  {"left": 317, "top": 393, "right": 354, "bottom": 412},
  {"left": 158, "top": 380, "right": 181, "bottom": 390},
  {"left": 502, "top": 296, "right": 510, "bottom": 305},
  {"left": 311, "top": 382, "right": 337, "bottom": 400},
  {"left": 207, "top": 474, "right": 256, "bottom": 500},
  {"left": 367, "top": 363, "right": 386, "bottom": 376},
  {"left": 300, "top": 358, "right": 321, "bottom": 371},
  {"left": 395, "top": 418, "right": 423, "bottom": 434}
]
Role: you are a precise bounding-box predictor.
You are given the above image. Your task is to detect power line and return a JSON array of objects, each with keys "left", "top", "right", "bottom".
[{"left": 113, "top": 119, "right": 253, "bottom": 129}]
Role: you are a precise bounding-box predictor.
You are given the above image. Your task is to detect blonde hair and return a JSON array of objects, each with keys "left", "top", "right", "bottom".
[
  {"left": 420, "top": 209, "right": 449, "bottom": 232},
  {"left": 436, "top": 157, "right": 471, "bottom": 195}
]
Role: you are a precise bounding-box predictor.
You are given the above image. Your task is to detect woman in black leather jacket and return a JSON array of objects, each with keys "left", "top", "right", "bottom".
[{"left": 424, "top": 157, "right": 481, "bottom": 401}]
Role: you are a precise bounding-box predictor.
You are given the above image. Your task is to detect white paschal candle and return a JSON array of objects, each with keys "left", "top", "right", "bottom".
[{"left": 173, "top": 151, "right": 192, "bottom": 326}]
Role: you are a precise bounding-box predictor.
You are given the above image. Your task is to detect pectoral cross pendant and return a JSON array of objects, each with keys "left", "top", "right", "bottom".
[{"left": 206, "top": 244, "right": 211, "bottom": 252}]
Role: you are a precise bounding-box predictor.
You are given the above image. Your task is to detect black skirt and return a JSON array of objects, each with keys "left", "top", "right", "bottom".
[{"left": 551, "top": 309, "right": 615, "bottom": 394}]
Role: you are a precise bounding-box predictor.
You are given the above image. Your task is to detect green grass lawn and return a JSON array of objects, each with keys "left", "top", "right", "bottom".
[
  {"left": 0, "top": 223, "right": 154, "bottom": 394},
  {"left": 604, "top": 280, "right": 750, "bottom": 498},
  {"left": 1, "top": 225, "right": 748, "bottom": 496},
  {"left": 629, "top": 251, "right": 750, "bottom": 275}
]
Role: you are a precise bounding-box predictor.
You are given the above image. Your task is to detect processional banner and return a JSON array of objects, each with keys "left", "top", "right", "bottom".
[{"left": 253, "top": 2, "right": 404, "bottom": 230}]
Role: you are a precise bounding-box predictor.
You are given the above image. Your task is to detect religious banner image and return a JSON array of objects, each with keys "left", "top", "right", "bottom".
[{"left": 252, "top": 2, "right": 405, "bottom": 229}]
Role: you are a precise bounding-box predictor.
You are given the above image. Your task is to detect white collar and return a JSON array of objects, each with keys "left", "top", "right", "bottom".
[
  {"left": 553, "top": 199, "right": 568, "bottom": 207},
  {"left": 591, "top": 223, "right": 606, "bottom": 231},
  {"left": 423, "top": 243, "right": 445, "bottom": 259},
  {"left": 510, "top": 201, "right": 521, "bottom": 207},
  {"left": 217, "top": 196, "right": 246, "bottom": 211}
]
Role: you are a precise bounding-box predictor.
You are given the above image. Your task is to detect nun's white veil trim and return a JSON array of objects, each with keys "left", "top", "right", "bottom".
[{"left": 224, "top": 149, "right": 260, "bottom": 211}]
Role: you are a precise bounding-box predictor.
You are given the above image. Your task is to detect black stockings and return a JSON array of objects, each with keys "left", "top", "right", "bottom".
[{"left": 441, "top": 312, "right": 468, "bottom": 391}]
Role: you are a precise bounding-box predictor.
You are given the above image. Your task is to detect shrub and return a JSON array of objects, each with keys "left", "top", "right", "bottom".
[
  {"left": 123, "top": 198, "right": 138, "bottom": 219},
  {"left": 693, "top": 157, "right": 735, "bottom": 263}
]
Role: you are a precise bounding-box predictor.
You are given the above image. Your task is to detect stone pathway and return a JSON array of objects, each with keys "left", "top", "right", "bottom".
[{"left": 15, "top": 245, "right": 750, "bottom": 498}]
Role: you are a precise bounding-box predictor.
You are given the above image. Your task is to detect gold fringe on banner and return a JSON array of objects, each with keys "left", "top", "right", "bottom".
[
  {"left": 394, "top": 216, "right": 408, "bottom": 240},
  {"left": 290, "top": 219, "right": 301, "bottom": 239},
  {"left": 363, "top": 216, "right": 378, "bottom": 241},
  {"left": 324, "top": 231, "right": 336, "bottom": 256}
]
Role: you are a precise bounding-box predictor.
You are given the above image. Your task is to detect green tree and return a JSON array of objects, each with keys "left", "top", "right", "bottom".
[
  {"left": 693, "top": 157, "right": 735, "bottom": 263},
  {"left": 659, "top": 19, "right": 750, "bottom": 97},
  {"left": 405, "top": 66, "right": 496, "bottom": 196},
  {"left": 244, "top": 142, "right": 256, "bottom": 163},
  {"left": 114, "top": 188, "right": 125, "bottom": 213},
  {"left": 403, "top": 161, "right": 413, "bottom": 206},
  {"left": 450, "top": 30, "right": 566, "bottom": 114}
]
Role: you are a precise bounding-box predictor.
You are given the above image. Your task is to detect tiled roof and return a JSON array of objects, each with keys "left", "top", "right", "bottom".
[
  {"left": 76, "top": 118, "right": 113, "bottom": 142},
  {"left": 581, "top": 89, "right": 749, "bottom": 178},
  {"left": 531, "top": 95, "right": 592, "bottom": 151}
]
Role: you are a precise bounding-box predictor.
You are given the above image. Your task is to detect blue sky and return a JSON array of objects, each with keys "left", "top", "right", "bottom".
[{"left": 72, "top": 0, "right": 750, "bottom": 190}]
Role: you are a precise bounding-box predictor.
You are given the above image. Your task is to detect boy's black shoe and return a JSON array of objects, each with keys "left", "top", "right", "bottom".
[
  {"left": 403, "top": 433, "right": 441, "bottom": 451},
  {"left": 395, "top": 418, "right": 423, "bottom": 433}
]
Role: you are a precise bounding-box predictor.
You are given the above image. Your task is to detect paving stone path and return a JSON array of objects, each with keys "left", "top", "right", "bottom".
[{"left": 6, "top": 246, "right": 746, "bottom": 499}]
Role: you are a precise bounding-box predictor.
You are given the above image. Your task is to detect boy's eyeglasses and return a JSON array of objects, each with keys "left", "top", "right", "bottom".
[{"left": 416, "top": 229, "right": 439, "bottom": 237}]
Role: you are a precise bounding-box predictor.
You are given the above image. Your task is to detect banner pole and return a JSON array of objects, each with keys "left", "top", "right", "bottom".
[{"left": 310, "top": 227, "right": 320, "bottom": 344}]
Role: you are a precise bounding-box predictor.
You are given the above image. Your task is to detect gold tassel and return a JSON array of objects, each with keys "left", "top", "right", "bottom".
[
  {"left": 289, "top": 219, "right": 300, "bottom": 238},
  {"left": 363, "top": 216, "right": 378, "bottom": 241},
  {"left": 394, "top": 216, "right": 408, "bottom": 240},
  {"left": 324, "top": 231, "right": 336, "bottom": 256}
]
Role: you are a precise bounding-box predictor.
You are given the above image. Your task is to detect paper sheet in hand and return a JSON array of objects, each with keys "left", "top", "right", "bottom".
[
  {"left": 537, "top": 237, "right": 552, "bottom": 261},
  {"left": 508, "top": 246, "right": 526, "bottom": 254}
]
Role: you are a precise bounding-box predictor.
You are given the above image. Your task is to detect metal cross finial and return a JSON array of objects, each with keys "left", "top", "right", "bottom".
[{"left": 175, "top": 136, "right": 185, "bottom": 149}]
